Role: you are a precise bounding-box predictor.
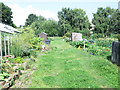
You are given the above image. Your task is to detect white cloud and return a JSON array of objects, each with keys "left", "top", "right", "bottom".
[
  {"left": 7, "top": 3, "right": 58, "bottom": 27},
  {"left": 1, "top": 0, "right": 119, "bottom": 3}
]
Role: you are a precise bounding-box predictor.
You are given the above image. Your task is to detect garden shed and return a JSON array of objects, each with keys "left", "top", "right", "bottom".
[
  {"left": 71, "top": 32, "right": 83, "bottom": 41},
  {"left": 38, "top": 32, "right": 48, "bottom": 41},
  {"left": 0, "top": 23, "right": 20, "bottom": 60}
]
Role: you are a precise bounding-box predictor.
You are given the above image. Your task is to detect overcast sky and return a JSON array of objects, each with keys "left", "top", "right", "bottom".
[{"left": 1, "top": 0, "right": 119, "bottom": 27}]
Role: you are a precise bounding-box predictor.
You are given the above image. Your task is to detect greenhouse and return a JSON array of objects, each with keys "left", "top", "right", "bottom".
[{"left": 0, "top": 23, "right": 20, "bottom": 60}]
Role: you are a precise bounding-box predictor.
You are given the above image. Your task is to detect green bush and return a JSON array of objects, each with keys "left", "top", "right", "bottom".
[
  {"left": 70, "top": 41, "right": 91, "bottom": 48},
  {"left": 29, "top": 37, "right": 44, "bottom": 50},
  {"left": 8, "top": 57, "right": 24, "bottom": 63},
  {"left": 11, "top": 27, "right": 43, "bottom": 57},
  {"left": 117, "top": 34, "right": 120, "bottom": 41},
  {"left": 96, "top": 40, "right": 113, "bottom": 48},
  {"left": 87, "top": 45, "right": 111, "bottom": 56},
  {"left": 0, "top": 72, "right": 9, "bottom": 81},
  {"left": 14, "top": 57, "right": 24, "bottom": 63}
]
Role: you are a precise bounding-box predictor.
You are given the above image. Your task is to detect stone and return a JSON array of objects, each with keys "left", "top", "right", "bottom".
[
  {"left": 9, "top": 78, "right": 14, "bottom": 86},
  {"left": 17, "top": 70, "right": 22, "bottom": 76},
  {"left": 29, "top": 58, "right": 36, "bottom": 62},
  {"left": 0, "top": 81, "right": 6, "bottom": 86},
  {"left": 5, "top": 77, "right": 12, "bottom": 83},
  {"left": 32, "top": 66, "right": 37, "bottom": 70},
  {"left": 2, "top": 82, "right": 9, "bottom": 88},
  {"left": 13, "top": 73, "right": 19, "bottom": 80}
]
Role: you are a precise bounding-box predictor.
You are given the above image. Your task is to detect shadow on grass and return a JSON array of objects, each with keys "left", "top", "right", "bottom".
[{"left": 106, "top": 55, "right": 111, "bottom": 61}]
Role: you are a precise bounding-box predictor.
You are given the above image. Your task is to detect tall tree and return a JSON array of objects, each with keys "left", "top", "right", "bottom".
[
  {"left": 31, "top": 19, "right": 58, "bottom": 36},
  {"left": 58, "top": 8, "right": 90, "bottom": 36},
  {"left": 0, "top": 2, "right": 16, "bottom": 27},
  {"left": 92, "top": 7, "right": 116, "bottom": 36},
  {"left": 31, "top": 15, "right": 46, "bottom": 35},
  {"left": 110, "top": 9, "right": 120, "bottom": 34},
  {"left": 25, "top": 13, "right": 38, "bottom": 26}
]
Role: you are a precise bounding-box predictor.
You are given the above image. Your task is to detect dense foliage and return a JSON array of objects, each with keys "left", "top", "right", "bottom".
[
  {"left": 69, "top": 38, "right": 116, "bottom": 57},
  {"left": 58, "top": 8, "right": 90, "bottom": 36},
  {"left": 0, "top": 2, "right": 16, "bottom": 28},
  {"left": 11, "top": 27, "right": 43, "bottom": 57},
  {"left": 92, "top": 7, "right": 118, "bottom": 36},
  {"left": 110, "top": 10, "right": 120, "bottom": 34},
  {"left": 31, "top": 19, "right": 58, "bottom": 36},
  {"left": 25, "top": 14, "right": 38, "bottom": 26}
]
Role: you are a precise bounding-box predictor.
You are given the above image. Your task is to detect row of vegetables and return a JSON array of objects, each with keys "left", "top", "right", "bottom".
[{"left": 69, "top": 39, "right": 117, "bottom": 57}]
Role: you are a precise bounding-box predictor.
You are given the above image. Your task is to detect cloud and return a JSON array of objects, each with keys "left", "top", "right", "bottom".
[
  {"left": 1, "top": 0, "right": 119, "bottom": 3},
  {"left": 7, "top": 3, "right": 58, "bottom": 27}
]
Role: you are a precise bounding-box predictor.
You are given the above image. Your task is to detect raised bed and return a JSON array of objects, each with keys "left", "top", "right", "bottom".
[{"left": 0, "top": 70, "right": 22, "bottom": 89}]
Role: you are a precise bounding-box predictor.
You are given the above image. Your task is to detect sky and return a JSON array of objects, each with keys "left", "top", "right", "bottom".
[{"left": 1, "top": 0, "right": 119, "bottom": 27}]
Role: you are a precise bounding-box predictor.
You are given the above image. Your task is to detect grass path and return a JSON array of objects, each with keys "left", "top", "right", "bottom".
[{"left": 28, "top": 37, "right": 118, "bottom": 88}]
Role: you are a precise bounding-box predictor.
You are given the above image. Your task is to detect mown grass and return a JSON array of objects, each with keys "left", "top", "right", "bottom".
[{"left": 28, "top": 37, "right": 118, "bottom": 88}]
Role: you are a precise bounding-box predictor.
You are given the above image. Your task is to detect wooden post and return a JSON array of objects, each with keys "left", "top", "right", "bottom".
[
  {"left": 0, "top": 31, "right": 2, "bottom": 73},
  {"left": 10, "top": 36, "right": 12, "bottom": 53},
  {"left": 0, "top": 31, "right": 2, "bottom": 60},
  {"left": 4, "top": 34, "right": 7, "bottom": 56},
  {"left": 111, "top": 42, "right": 120, "bottom": 65},
  {"left": 7, "top": 35, "right": 10, "bottom": 55},
  {"left": 84, "top": 41, "right": 85, "bottom": 50}
]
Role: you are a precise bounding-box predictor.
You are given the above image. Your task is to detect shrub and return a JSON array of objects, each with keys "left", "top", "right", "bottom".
[
  {"left": 11, "top": 27, "right": 36, "bottom": 57},
  {"left": 29, "top": 37, "right": 44, "bottom": 50},
  {"left": 8, "top": 57, "right": 24, "bottom": 63},
  {"left": 14, "top": 57, "right": 24, "bottom": 63},
  {"left": 117, "top": 34, "right": 120, "bottom": 41},
  {"left": 70, "top": 41, "right": 91, "bottom": 48},
  {"left": 96, "top": 40, "right": 113, "bottom": 48},
  {"left": 87, "top": 45, "right": 111, "bottom": 56}
]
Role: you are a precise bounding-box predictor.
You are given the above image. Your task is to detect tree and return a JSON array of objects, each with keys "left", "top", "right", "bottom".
[
  {"left": 58, "top": 8, "right": 90, "bottom": 36},
  {"left": 0, "top": 2, "right": 16, "bottom": 27},
  {"left": 31, "top": 15, "right": 47, "bottom": 35},
  {"left": 110, "top": 9, "right": 120, "bottom": 34},
  {"left": 25, "top": 13, "right": 38, "bottom": 26},
  {"left": 43, "top": 19, "right": 58, "bottom": 36},
  {"left": 31, "top": 19, "right": 58, "bottom": 36},
  {"left": 92, "top": 7, "right": 116, "bottom": 36}
]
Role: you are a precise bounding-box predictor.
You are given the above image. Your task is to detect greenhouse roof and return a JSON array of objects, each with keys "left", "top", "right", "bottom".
[{"left": 0, "top": 23, "right": 20, "bottom": 34}]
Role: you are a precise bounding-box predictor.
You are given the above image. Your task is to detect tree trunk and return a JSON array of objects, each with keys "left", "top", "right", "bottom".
[{"left": 111, "top": 42, "right": 120, "bottom": 65}]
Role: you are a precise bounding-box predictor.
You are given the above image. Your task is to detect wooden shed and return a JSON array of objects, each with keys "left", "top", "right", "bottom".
[
  {"left": 0, "top": 23, "right": 20, "bottom": 60},
  {"left": 38, "top": 32, "right": 48, "bottom": 41}
]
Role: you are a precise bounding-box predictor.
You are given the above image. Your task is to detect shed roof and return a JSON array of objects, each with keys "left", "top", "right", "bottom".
[
  {"left": 39, "top": 32, "right": 47, "bottom": 35},
  {"left": 0, "top": 23, "right": 20, "bottom": 34}
]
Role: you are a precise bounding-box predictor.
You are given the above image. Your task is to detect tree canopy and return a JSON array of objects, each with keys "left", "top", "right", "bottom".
[
  {"left": 58, "top": 8, "right": 90, "bottom": 36},
  {"left": 0, "top": 2, "right": 16, "bottom": 28},
  {"left": 92, "top": 7, "right": 117, "bottom": 36},
  {"left": 31, "top": 19, "right": 58, "bottom": 36},
  {"left": 110, "top": 9, "right": 120, "bottom": 34},
  {"left": 25, "top": 13, "right": 38, "bottom": 26}
]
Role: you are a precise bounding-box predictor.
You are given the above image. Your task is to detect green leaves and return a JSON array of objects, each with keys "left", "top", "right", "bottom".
[
  {"left": 0, "top": 2, "right": 16, "bottom": 27},
  {"left": 92, "top": 7, "right": 117, "bottom": 36},
  {"left": 58, "top": 8, "right": 90, "bottom": 36},
  {"left": 25, "top": 14, "right": 38, "bottom": 26}
]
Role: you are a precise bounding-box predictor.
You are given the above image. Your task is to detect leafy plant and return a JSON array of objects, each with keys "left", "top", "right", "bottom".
[
  {"left": 0, "top": 72, "right": 10, "bottom": 81},
  {"left": 29, "top": 37, "right": 44, "bottom": 50},
  {"left": 70, "top": 41, "right": 91, "bottom": 48},
  {"left": 117, "top": 34, "right": 120, "bottom": 41},
  {"left": 14, "top": 57, "right": 24, "bottom": 63},
  {"left": 11, "top": 27, "right": 35, "bottom": 57},
  {"left": 87, "top": 45, "right": 111, "bottom": 56},
  {"left": 96, "top": 39, "right": 113, "bottom": 48}
]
